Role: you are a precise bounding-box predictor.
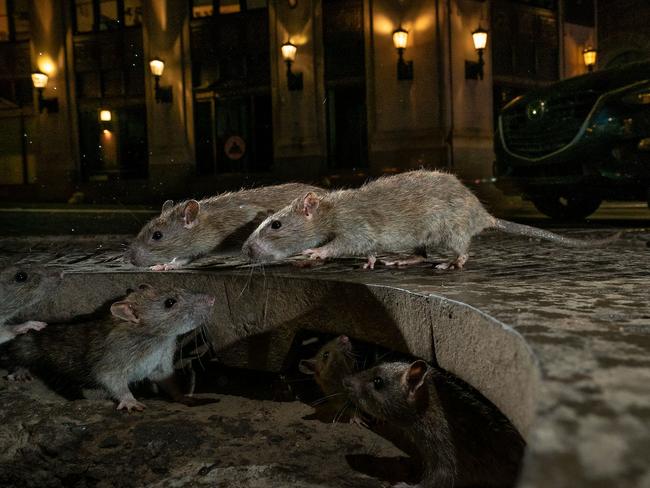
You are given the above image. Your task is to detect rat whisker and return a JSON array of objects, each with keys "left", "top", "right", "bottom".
[{"left": 310, "top": 391, "right": 345, "bottom": 407}]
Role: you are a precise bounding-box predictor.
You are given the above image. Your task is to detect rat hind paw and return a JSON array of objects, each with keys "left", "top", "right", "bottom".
[
  {"left": 6, "top": 367, "right": 33, "bottom": 382},
  {"left": 116, "top": 398, "right": 146, "bottom": 412},
  {"left": 435, "top": 254, "right": 468, "bottom": 270}
]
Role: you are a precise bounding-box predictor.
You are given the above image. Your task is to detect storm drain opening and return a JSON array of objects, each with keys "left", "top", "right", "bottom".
[{"left": 173, "top": 329, "right": 527, "bottom": 488}]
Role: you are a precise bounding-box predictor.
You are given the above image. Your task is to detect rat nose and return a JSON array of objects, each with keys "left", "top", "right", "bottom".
[{"left": 204, "top": 295, "right": 216, "bottom": 307}]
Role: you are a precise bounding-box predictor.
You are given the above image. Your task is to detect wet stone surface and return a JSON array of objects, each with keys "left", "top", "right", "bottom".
[{"left": 0, "top": 228, "right": 649, "bottom": 487}]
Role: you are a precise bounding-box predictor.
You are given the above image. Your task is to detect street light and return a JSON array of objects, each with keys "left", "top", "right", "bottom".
[
  {"left": 281, "top": 41, "right": 303, "bottom": 91},
  {"left": 31, "top": 71, "right": 58, "bottom": 113},
  {"left": 392, "top": 26, "right": 413, "bottom": 81},
  {"left": 583, "top": 47, "right": 597, "bottom": 72},
  {"left": 149, "top": 57, "right": 172, "bottom": 103},
  {"left": 466, "top": 26, "right": 488, "bottom": 80}
]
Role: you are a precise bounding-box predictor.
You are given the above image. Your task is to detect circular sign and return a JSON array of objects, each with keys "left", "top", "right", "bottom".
[{"left": 224, "top": 136, "right": 246, "bottom": 160}]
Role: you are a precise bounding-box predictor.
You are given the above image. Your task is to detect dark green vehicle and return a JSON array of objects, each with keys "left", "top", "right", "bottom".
[{"left": 494, "top": 61, "right": 650, "bottom": 220}]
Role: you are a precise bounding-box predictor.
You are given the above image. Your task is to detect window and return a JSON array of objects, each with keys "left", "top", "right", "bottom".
[
  {"left": 73, "top": 0, "right": 147, "bottom": 180},
  {"left": 191, "top": 1, "right": 272, "bottom": 174},
  {"left": 190, "top": 0, "right": 267, "bottom": 19},
  {"left": 0, "top": 0, "right": 30, "bottom": 42},
  {"left": 73, "top": 0, "right": 142, "bottom": 33}
]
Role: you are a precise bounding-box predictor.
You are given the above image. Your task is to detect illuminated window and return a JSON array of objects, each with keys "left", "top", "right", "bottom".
[
  {"left": 124, "top": 0, "right": 143, "bottom": 26},
  {"left": 191, "top": 0, "right": 267, "bottom": 18},
  {"left": 219, "top": 0, "right": 241, "bottom": 14},
  {"left": 99, "top": 0, "right": 118, "bottom": 30},
  {"left": 75, "top": 0, "right": 94, "bottom": 32},
  {"left": 0, "top": 1, "right": 9, "bottom": 41}
]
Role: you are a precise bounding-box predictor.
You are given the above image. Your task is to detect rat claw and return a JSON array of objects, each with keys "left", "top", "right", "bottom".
[
  {"left": 363, "top": 256, "right": 376, "bottom": 270},
  {"left": 6, "top": 368, "right": 33, "bottom": 382}
]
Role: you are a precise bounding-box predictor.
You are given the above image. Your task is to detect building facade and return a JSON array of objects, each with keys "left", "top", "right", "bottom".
[{"left": 0, "top": 0, "right": 629, "bottom": 203}]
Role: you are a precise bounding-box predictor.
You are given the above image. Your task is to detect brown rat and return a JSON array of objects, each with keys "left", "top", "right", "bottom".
[
  {"left": 0, "top": 264, "right": 61, "bottom": 346},
  {"left": 5, "top": 284, "right": 216, "bottom": 412},
  {"left": 343, "top": 360, "right": 525, "bottom": 488},
  {"left": 299, "top": 335, "right": 357, "bottom": 397},
  {"left": 128, "top": 183, "right": 322, "bottom": 270},
  {"left": 242, "top": 170, "right": 618, "bottom": 270},
  {"left": 299, "top": 335, "right": 358, "bottom": 421}
]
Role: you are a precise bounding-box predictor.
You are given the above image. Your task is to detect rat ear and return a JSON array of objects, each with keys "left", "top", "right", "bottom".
[
  {"left": 405, "top": 360, "right": 429, "bottom": 404},
  {"left": 302, "top": 192, "right": 321, "bottom": 218},
  {"left": 161, "top": 200, "right": 174, "bottom": 214},
  {"left": 183, "top": 200, "right": 200, "bottom": 229},
  {"left": 110, "top": 301, "right": 140, "bottom": 324},
  {"left": 299, "top": 359, "right": 316, "bottom": 375}
]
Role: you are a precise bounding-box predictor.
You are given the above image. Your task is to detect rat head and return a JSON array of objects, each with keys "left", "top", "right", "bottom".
[
  {"left": 343, "top": 360, "right": 431, "bottom": 425},
  {"left": 128, "top": 199, "right": 208, "bottom": 267},
  {"left": 242, "top": 191, "right": 332, "bottom": 262},
  {"left": 109, "top": 284, "right": 215, "bottom": 336},
  {"left": 299, "top": 335, "right": 356, "bottom": 394},
  {"left": 0, "top": 265, "right": 62, "bottom": 322}
]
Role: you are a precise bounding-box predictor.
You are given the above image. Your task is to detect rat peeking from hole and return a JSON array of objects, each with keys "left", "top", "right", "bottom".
[{"left": 343, "top": 360, "right": 525, "bottom": 488}]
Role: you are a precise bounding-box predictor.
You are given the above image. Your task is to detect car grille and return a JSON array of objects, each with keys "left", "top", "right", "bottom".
[{"left": 500, "top": 91, "right": 601, "bottom": 159}]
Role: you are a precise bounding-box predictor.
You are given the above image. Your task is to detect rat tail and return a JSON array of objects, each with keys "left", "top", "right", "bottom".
[{"left": 492, "top": 219, "right": 621, "bottom": 247}]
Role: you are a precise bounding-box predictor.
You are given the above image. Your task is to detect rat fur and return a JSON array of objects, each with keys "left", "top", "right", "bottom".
[
  {"left": 243, "top": 170, "right": 618, "bottom": 269},
  {"left": 128, "top": 183, "right": 321, "bottom": 270},
  {"left": 5, "top": 284, "right": 216, "bottom": 412}
]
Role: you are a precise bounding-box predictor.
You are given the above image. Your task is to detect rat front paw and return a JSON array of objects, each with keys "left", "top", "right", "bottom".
[
  {"left": 116, "top": 398, "right": 146, "bottom": 412},
  {"left": 12, "top": 321, "right": 48, "bottom": 334},
  {"left": 150, "top": 262, "right": 180, "bottom": 271},
  {"left": 302, "top": 248, "right": 329, "bottom": 260}
]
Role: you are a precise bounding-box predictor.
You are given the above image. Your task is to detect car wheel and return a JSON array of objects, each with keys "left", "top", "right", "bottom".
[{"left": 531, "top": 195, "right": 602, "bottom": 221}]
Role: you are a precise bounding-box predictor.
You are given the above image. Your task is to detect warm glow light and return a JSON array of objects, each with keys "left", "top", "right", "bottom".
[
  {"left": 392, "top": 27, "right": 408, "bottom": 50},
  {"left": 149, "top": 58, "right": 165, "bottom": 77},
  {"left": 102, "top": 129, "right": 111, "bottom": 135},
  {"left": 472, "top": 27, "right": 488, "bottom": 51},
  {"left": 583, "top": 47, "right": 597, "bottom": 68},
  {"left": 281, "top": 41, "right": 297, "bottom": 62},
  {"left": 31, "top": 72, "right": 48, "bottom": 89},
  {"left": 100, "top": 110, "right": 112, "bottom": 122}
]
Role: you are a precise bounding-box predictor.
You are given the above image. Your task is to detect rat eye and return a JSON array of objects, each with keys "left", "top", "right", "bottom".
[
  {"left": 372, "top": 377, "right": 384, "bottom": 390},
  {"left": 164, "top": 298, "right": 176, "bottom": 308},
  {"left": 322, "top": 351, "right": 330, "bottom": 360},
  {"left": 14, "top": 272, "right": 27, "bottom": 283},
  {"left": 152, "top": 231, "right": 163, "bottom": 241},
  {"left": 270, "top": 220, "right": 282, "bottom": 230}
]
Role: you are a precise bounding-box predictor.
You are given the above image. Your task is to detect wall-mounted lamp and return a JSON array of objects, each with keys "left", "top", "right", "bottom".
[
  {"left": 149, "top": 57, "right": 173, "bottom": 103},
  {"left": 281, "top": 41, "right": 303, "bottom": 91},
  {"left": 583, "top": 47, "right": 597, "bottom": 72},
  {"left": 31, "top": 71, "right": 59, "bottom": 113},
  {"left": 392, "top": 27, "right": 413, "bottom": 81},
  {"left": 465, "top": 26, "right": 488, "bottom": 80},
  {"left": 99, "top": 110, "right": 112, "bottom": 122}
]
